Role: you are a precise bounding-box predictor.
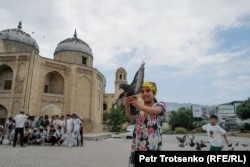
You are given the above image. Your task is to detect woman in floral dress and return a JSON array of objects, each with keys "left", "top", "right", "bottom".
[{"left": 125, "top": 82, "right": 167, "bottom": 167}]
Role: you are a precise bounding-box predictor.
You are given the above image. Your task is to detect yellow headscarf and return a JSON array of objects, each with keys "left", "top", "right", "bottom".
[{"left": 142, "top": 82, "right": 157, "bottom": 95}]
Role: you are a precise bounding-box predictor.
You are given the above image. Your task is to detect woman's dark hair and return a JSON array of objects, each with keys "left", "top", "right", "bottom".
[{"left": 154, "top": 98, "right": 157, "bottom": 103}]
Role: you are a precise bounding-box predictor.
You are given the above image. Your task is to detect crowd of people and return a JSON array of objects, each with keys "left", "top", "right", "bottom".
[{"left": 0, "top": 111, "right": 83, "bottom": 147}]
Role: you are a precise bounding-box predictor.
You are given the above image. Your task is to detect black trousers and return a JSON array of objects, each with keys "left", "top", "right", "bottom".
[
  {"left": 13, "top": 127, "right": 24, "bottom": 146},
  {"left": 51, "top": 136, "right": 64, "bottom": 145},
  {"left": 80, "top": 129, "right": 83, "bottom": 145},
  {"left": 23, "top": 136, "right": 29, "bottom": 144},
  {"left": 0, "top": 135, "right": 4, "bottom": 144}
]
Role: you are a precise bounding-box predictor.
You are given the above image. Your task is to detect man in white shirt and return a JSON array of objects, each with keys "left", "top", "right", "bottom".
[
  {"left": 71, "top": 113, "right": 82, "bottom": 146},
  {"left": 65, "top": 114, "right": 73, "bottom": 147},
  {"left": 13, "top": 110, "right": 30, "bottom": 147}
]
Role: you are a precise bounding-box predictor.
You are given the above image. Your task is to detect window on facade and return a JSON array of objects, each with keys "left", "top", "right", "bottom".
[
  {"left": 0, "top": 65, "right": 13, "bottom": 90},
  {"left": 6, "top": 71, "right": 13, "bottom": 79},
  {"left": 103, "top": 103, "right": 107, "bottom": 110},
  {"left": 4, "top": 80, "right": 12, "bottom": 90},
  {"left": 44, "top": 85, "right": 48, "bottom": 93},
  {"left": 82, "top": 57, "right": 87, "bottom": 65}
]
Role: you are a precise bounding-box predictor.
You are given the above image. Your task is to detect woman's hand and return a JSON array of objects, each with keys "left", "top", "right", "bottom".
[
  {"left": 124, "top": 94, "right": 138, "bottom": 120},
  {"left": 126, "top": 95, "right": 139, "bottom": 108}
]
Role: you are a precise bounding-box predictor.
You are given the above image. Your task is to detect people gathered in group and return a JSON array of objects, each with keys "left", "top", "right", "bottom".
[{"left": 0, "top": 110, "right": 83, "bottom": 147}]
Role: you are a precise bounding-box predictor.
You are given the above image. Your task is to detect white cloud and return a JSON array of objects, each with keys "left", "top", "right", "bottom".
[{"left": 1, "top": 0, "right": 250, "bottom": 105}]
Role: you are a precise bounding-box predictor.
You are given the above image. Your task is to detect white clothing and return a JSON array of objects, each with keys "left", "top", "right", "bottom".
[
  {"left": 72, "top": 118, "right": 82, "bottom": 132},
  {"left": 71, "top": 118, "right": 81, "bottom": 146},
  {"left": 14, "top": 114, "right": 28, "bottom": 128},
  {"left": 66, "top": 130, "right": 72, "bottom": 146},
  {"left": 202, "top": 124, "right": 226, "bottom": 147},
  {"left": 53, "top": 119, "right": 60, "bottom": 129},
  {"left": 5, "top": 120, "right": 15, "bottom": 130},
  {"left": 66, "top": 118, "right": 73, "bottom": 131},
  {"left": 53, "top": 129, "right": 64, "bottom": 140},
  {"left": 59, "top": 119, "right": 66, "bottom": 133},
  {"left": 71, "top": 130, "right": 80, "bottom": 146}
]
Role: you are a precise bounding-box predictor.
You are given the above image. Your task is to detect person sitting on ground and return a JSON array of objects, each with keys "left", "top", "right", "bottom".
[
  {"left": 37, "top": 127, "right": 46, "bottom": 145},
  {"left": 45, "top": 125, "right": 56, "bottom": 145},
  {"left": 29, "top": 128, "right": 41, "bottom": 145},
  {"left": 23, "top": 122, "right": 32, "bottom": 145},
  {"left": 51, "top": 126, "right": 64, "bottom": 146}
]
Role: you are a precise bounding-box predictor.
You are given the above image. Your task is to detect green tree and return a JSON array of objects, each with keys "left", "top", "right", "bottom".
[
  {"left": 169, "top": 107, "right": 195, "bottom": 131},
  {"left": 103, "top": 107, "right": 129, "bottom": 132},
  {"left": 237, "top": 97, "right": 250, "bottom": 120}
]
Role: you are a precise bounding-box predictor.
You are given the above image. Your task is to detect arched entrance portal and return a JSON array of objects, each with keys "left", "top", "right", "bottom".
[{"left": 0, "top": 105, "right": 7, "bottom": 125}]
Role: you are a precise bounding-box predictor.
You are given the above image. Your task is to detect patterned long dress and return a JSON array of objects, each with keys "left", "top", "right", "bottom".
[{"left": 128, "top": 101, "right": 167, "bottom": 167}]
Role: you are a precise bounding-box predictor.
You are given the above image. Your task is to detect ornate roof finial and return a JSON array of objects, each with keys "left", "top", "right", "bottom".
[
  {"left": 18, "top": 21, "right": 22, "bottom": 30},
  {"left": 74, "top": 29, "right": 77, "bottom": 39}
]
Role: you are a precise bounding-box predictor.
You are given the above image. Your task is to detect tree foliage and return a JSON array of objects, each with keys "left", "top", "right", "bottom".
[
  {"left": 103, "top": 107, "right": 129, "bottom": 132},
  {"left": 169, "top": 107, "right": 195, "bottom": 131},
  {"left": 237, "top": 97, "right": 250, "bottom": 120}
]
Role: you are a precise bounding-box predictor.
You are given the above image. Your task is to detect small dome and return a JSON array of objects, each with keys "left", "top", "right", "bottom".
[
  {"left": 116, "top": 67, "right": 127, "bottom": 74},
  {"left": 0, "top": 21, "right": 39, "bottom": 51},
  {"left": 54, "top": 30, "right": 93, "bottom": 56}
]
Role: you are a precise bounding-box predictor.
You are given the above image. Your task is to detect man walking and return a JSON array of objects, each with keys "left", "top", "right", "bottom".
[{"left": 13, "top": 109, "right": 29, "bottom": 147}]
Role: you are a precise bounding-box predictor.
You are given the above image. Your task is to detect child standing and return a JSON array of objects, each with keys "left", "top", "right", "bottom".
[{"left": 191, "top": 115, "right": 230, "bottom": 151}]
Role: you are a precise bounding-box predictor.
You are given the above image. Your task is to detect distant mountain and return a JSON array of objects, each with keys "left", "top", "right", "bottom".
[{"left": 165, "top": 102, "right": 193, "bottom": 112}]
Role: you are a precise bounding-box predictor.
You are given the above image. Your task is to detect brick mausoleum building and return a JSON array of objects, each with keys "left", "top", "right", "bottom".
[{"left": 0, "top": 21, "right": 106, "bottom": 133}]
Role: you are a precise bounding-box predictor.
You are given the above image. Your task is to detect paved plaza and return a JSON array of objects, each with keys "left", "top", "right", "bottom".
[{"left": 0, "top": 133, "right": 249, "bottom": 167}]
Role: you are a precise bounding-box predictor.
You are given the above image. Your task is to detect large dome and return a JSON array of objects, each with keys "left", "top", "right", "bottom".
[
  {"left": 0, "top": 21, "right": 39, "bottom": 51},
  {"left": 54, "top": 30, "right": 93, "bottom": 56}
]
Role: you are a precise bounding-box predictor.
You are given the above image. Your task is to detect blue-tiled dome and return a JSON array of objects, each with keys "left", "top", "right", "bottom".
[
  {"left": 54, "top": 30, "right": 93, "bottom": 56},
  {"left": 0, "top": 21, "right": 39, "bottom": 52}
]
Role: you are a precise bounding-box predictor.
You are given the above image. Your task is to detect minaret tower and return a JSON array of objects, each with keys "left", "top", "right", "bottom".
[{"left": 114, "top": 67, "right": 128, "bottom": 104}]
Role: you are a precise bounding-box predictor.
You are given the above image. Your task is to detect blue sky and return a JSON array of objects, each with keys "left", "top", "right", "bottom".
[{"left": 1, "top": 0, "right": 250, "bottom": 106}]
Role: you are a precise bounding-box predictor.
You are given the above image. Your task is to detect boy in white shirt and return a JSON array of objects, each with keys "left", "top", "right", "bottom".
[
  {"left": 191, "top": 115, "right": 230, "bottom": 151},
  {"left": 29, "top": 128, "right": 41, "bottom": 144}
]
